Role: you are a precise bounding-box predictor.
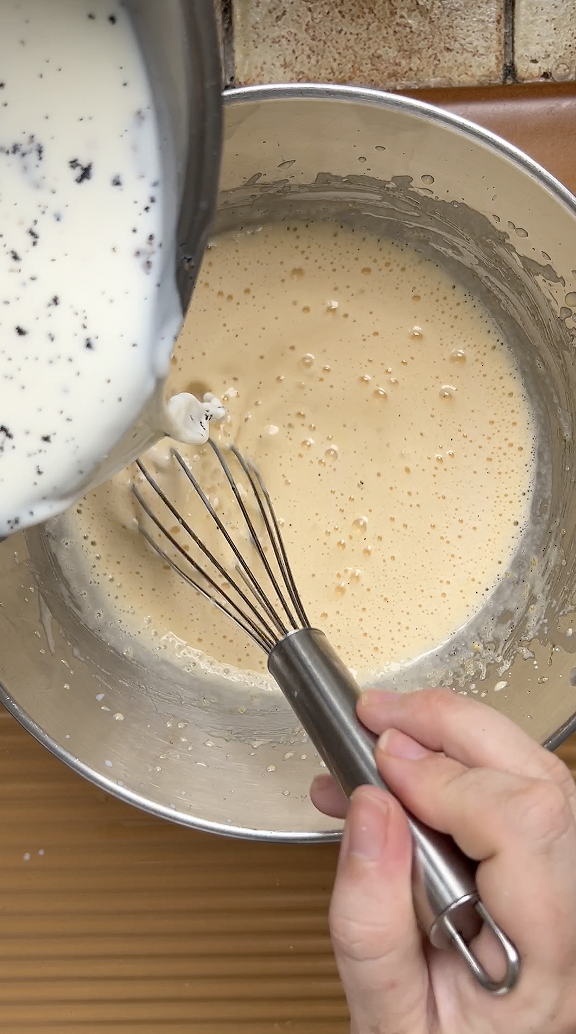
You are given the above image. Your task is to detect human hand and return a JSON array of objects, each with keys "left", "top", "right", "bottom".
[{"left": 311, "top": 688, "right": 576, "bottom": 1034}]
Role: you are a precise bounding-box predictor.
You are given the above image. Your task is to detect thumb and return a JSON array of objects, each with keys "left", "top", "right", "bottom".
[{"left": 329, "top": 787, "right": 429, "bottom": 1033}]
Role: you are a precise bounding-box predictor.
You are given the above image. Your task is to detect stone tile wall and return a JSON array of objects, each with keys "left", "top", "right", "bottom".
[{"left": 212, "top": 1, "right": 576, "bottom": 90}]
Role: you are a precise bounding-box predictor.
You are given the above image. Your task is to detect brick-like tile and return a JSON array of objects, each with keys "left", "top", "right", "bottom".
[
  {"left": 233, "top": 0, "right": 504, "bottom": 89},
  {"left": 213, "top": 0, "right": 225, "bottom": 83},
  {"left": 516, "top": 0, "right": 576, "bottom": 82}
]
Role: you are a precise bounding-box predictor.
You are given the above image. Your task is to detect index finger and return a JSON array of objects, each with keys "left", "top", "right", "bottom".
[{"left": 359, "top": 688, "right": 575, "bottom": 798}]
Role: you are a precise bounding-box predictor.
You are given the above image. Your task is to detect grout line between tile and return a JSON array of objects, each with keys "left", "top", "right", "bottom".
[
  {"left": 222, "top": 0, "right": 235, "bottom": 87},
  {"left": 503, "top": 0, "right": 516, "bottom": 83}
]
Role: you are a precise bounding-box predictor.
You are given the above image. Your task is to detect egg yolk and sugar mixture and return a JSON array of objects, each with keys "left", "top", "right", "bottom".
[{"left": 58, "top": 221, "right": 535, "bottom": 684}]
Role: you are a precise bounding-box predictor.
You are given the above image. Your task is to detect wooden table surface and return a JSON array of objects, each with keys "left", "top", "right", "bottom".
[{"left": 2, "top": 82, "right": 576, "bottom": 1033}]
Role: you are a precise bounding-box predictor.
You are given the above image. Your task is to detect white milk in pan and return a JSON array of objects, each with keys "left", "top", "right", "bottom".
[
  {"left": 0, "top": 0, "right": 220, "bottom": 538},
  {"left": 54, "top": 222, "right": 536, "bottom": 683}
]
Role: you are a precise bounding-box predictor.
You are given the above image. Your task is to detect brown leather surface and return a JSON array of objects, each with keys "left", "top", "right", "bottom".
[
  {"left": 414, "top": 82, "right": 576, "bottom": 196},
  {"left": 2, "top": 82, "right": 576, "bottom": 1033}
]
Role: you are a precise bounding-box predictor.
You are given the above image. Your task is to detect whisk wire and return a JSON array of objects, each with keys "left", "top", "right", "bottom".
[
  {"left": 137, "top": 523, "right": 274, "bottom": 652},
  {"left": 172, "top": 449, "right": 290, "bottom": 638},
  {"left": 230, "top": 445, "right": 311, "bottom": 629},
  {"left": 134, "top": 443, "right": 311, "bottom": 652},
  {"left": 207, "top": 440, "right": 303, "bottom": 632},
  {"left": 134, "top": 462, "right": 280, "bottom": 649}
]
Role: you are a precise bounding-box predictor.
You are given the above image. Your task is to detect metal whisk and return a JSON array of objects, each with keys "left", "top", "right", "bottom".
[{"left": 134, "top": 439, "right": 520, "bottom": 995}]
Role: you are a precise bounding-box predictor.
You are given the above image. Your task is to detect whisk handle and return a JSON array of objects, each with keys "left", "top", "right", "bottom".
[{"left": 268, "top": 627, "right": 520, "bottom": 995}]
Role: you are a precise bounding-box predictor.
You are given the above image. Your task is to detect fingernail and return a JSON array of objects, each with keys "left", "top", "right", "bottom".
[
  {"left": 311, "top": 773, "right": 334, "bottom": 794},
  {"left": 378, "top": 728, "right": 429, "bottom": 760},
  {"left": 347, "top": 790, "right": 390, "bottom": 862},
  {"left": 359, "top": 688, "right": 398, "bottom": 708}
]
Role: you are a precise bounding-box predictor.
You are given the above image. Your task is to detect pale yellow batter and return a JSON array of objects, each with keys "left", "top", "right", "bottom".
[{"left": 58, "top": 221, "right": 535, "bottom": 682}]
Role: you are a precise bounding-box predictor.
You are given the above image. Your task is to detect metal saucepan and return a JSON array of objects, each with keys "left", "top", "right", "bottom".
[{"left": 46, "top": 0, "right": 224, "bottom": 504}]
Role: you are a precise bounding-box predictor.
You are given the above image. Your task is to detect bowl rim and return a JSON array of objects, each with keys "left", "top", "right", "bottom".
[{"left": 226, "top": 81, "right": 576, "bottom": 229}]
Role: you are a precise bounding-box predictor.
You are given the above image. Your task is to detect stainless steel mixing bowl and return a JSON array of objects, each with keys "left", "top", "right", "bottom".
[{"left": 3, "top": 84, "right": 576, "bottom": 841}]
